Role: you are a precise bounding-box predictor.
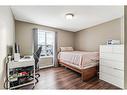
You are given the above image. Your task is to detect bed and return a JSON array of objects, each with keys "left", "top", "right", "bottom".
[{"left": 58, "top": 47, "right": 99, "bottom": 81}]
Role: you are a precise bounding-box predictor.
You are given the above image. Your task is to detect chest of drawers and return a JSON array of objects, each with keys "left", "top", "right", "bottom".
[{"left": 99, "top": 45, "right": 124, "bottom": 89}]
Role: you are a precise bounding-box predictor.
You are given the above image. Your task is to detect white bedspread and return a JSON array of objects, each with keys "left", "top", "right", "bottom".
[{"left": 58, "top": 51, "right": 99, "bottom": 69}]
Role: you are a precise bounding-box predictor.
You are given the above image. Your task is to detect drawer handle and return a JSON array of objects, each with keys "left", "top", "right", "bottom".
[{"left": 113, "top": 68, "right": 122, "bottom": 70}]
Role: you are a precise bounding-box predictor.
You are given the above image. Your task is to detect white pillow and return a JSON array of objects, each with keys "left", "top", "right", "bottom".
[{"left": 60, "top": 47, "right": 74, "bottom": 52}]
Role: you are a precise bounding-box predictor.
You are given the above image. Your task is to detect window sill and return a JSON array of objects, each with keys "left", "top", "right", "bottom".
[{"left": 40, "top": 56, "right": 53, "bottom": 58}]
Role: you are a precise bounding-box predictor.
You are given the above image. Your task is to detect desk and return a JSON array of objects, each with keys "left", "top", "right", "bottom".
[{"left": 7, "top": 56, "right": 35, "bottom": 89}]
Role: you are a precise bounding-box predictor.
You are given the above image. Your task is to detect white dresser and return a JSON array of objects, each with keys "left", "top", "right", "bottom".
[{"left": 99, "top": 45, "right": 124, "bottom": 89}]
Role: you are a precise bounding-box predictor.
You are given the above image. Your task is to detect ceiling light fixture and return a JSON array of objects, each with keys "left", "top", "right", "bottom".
[{"left": 65, "top": 13, "right": 74, "bottom": 19}]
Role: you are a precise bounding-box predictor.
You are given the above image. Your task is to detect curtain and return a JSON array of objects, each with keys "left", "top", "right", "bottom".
[
  {"left": 32, "top": 28, "right": 38, "bottom": 53},
  {"left": 54, "top": 32, "right": 58, "bottom": 67}
]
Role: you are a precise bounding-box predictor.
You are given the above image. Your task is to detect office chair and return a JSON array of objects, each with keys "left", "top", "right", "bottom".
[{"left": 33, "top": 46, "right": 42, "bottom": 83}]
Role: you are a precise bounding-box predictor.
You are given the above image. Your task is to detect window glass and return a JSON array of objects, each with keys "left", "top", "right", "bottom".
[
  {"left": 38, "top": 31, "right": 45, "bottom": 45},
  {"left": 37, "top": 30, "right": 54, "bottom": 56}
]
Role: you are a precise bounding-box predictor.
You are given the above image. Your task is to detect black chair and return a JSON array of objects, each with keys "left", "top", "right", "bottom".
[{"left": 33, "top": 46, "right": 42, "bottom": 83}]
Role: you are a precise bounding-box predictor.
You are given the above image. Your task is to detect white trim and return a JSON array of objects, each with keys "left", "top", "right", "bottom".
[{"left": 39, "top": 64, "right": 54, "bottom": 69}]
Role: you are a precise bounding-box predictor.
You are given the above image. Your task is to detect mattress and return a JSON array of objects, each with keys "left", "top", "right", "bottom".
[{"left": 58, "top": 51, "right": 99, "bottom": 69}]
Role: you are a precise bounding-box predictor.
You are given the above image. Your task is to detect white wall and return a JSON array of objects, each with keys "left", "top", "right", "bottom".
[
  {"left": 124, "top": 6, "right": 127, "bottom": 89},
  {"left": 0, "top": 7, "right": 15, "bottom": 89}
]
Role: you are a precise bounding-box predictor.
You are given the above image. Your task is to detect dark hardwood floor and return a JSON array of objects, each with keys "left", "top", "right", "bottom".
[{"left": 20, "top": 67, "right": 120, "bottom": 90}]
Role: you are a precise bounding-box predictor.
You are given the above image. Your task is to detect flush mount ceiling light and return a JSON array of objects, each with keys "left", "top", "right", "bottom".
[{"left": 65, "top": 13, "right": 74, "bottom": 19}]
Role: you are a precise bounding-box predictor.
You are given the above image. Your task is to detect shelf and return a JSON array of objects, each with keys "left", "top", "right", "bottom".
[
  {"left": 9, "top": 81, "right": 34, "bottom": 89},
  {"left": 9, "top": 74, "right": 34, "bottom": 78},
  {"left": 9, "top": 76, "right": 34, "bottom": 82},
  {"left": 7, "top": 57, "right": 35, "bottom": 89}
]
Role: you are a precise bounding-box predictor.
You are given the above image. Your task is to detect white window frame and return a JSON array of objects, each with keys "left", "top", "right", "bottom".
[{"left": 37, "top": 30, "right": 54, "bottom": 57}]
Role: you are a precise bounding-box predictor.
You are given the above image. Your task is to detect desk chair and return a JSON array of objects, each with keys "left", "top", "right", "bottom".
[{"left": 33, "top": 46, "right": 42, "bottom": 83}]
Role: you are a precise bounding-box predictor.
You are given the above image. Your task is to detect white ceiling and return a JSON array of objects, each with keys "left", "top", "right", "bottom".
[{"left": 11, "top": 6, "right": 123, "bottom": 32}]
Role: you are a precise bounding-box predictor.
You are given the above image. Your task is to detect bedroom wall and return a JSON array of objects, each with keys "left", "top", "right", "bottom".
[
  {"left": 74, "top": 18, "right": 123, "bottom": 52},
  {"left": 15, "top": 20, "right": 74, "bottom": 56},
  {"left": 16, "top": 18, "right": 123, "bottom": 55},
  {"left": 0, "top": 7, "right": 15, "bottom": 89}
]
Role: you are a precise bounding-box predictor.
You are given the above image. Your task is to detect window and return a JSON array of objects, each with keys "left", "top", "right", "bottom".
[{"left": 37, "top": 30, "right": 54, "bottom": 56}]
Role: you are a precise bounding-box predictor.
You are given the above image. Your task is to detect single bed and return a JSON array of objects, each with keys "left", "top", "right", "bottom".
[{"left": 58, "top": 47, "right": 99, "bottom": 81}]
